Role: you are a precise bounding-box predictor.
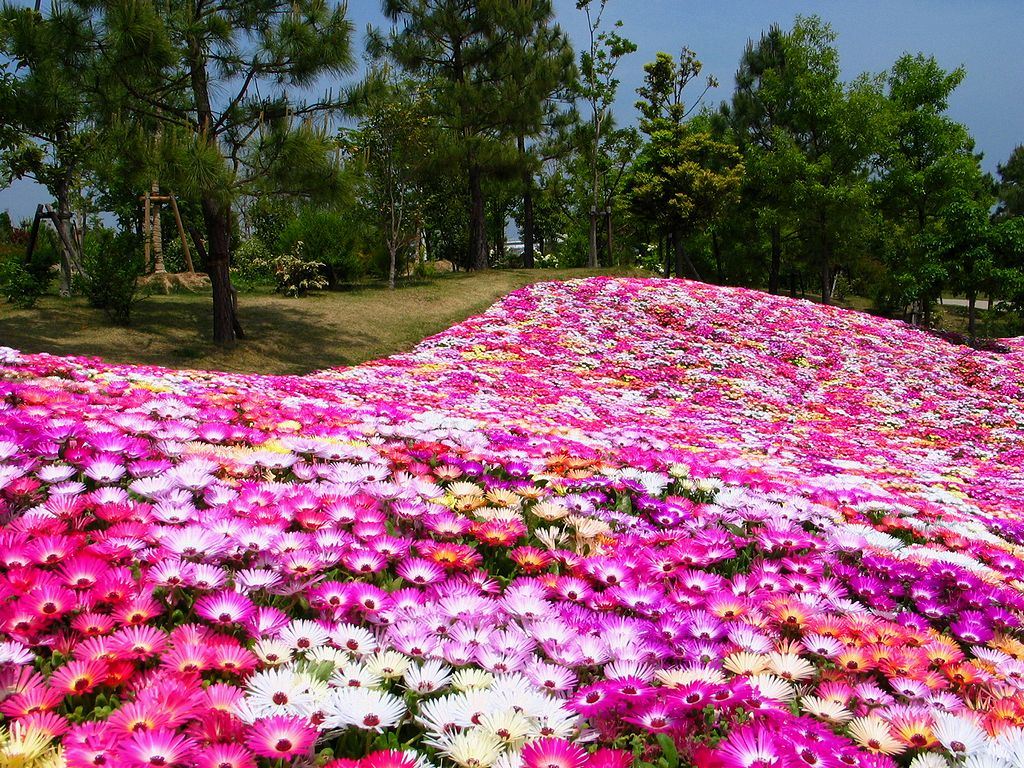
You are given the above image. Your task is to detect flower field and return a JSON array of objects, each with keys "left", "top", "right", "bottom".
[{"left": 3, "top": 276, "right": 1024, "bottom": 768}]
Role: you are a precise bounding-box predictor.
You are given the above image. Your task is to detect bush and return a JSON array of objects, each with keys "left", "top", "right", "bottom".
[
  {"left": 257, "top": 241, "right": 328, "bottom": 297},
  {"left": 231, "top": 236, "right": 275, "bottom": 285},
  {"left": 0, "top": 231, "right": 57, "bottom": 308},
  {"left": 160, "top": 232, "right": 198, "bottom": 274},
  {"left": 77, "top": 229, "right": 146, "bottom": 324},
  {"left": 277, "top": 207, "right": 367, "bottom": 286}
]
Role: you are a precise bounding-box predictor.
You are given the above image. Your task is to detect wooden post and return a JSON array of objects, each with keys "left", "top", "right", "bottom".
[
  {"left": 143, "top": 191, "right": 152, "bottom": 272},
  {"left": 25, "top": 205, "right": 44, "bottom": 264},
  {"left": 151, "top": 181, "right": 165, "bottom": 274},
  {"left": 169, "top": 196, "right": 195, "bottom": 272}
]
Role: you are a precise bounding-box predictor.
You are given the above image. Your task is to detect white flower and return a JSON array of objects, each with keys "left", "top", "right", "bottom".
[
  {"left": 478, "top": 710, "right": 532, "bottom": 748},
  {"left": 933, "top": 711, "right": 989, "bottom": 757},
  {"left": 332, "top": 623, "right": 378, "bottom": 656},
  {"left": 252, "top": 639, "right": 294, "bottom": 666},
  {"left": 278, "top": 619, "right": 331, "bottom": 652},
  {"left": 403, "top": 659, "right": 453, "bottom": 694},
  {"left": 993, "top": 727, "right": 1024, "bottom": 768},
  {"left": 323, "top": 687, "right": 407, "bottom": 731},
  {"left": 244, "top": 667, "right": 318, "bottom": 718},
  {"left": 429, "top": 728, "right": 504, "bottom": 768},
  {"left": 451, "top": 669, "right": 495, "bottom": 692},
  {"left": 330, "top": 661, "right": 383, "bottom": 690},
  {"left": 0, "top": 642, "right": 34, "bottom": 665},
  {"left": 747, "top": 674, "right": 796, "bottom": 702},
  {"left": 417, "top": 693, "right": 464, "bottom": 734},
  {"left": 365, "top": 650, "right": 412, "bottom": 680}
]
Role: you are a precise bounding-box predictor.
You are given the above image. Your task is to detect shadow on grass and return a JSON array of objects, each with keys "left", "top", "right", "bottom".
[{"left": 0, "top": 294, "right": 379, "bottom": 375}]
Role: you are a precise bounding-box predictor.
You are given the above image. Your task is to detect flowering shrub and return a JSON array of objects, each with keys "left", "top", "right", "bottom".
[
  {"left": 2, "top": 277, "right": 1024, "bottom": 768},
  {"left": 254, "top": 240, "right": 329, "bottom": 297}
]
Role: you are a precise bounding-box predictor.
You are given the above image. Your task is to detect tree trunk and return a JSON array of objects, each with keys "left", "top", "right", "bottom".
[
  {"left": 768, "top": 223, "right": 781, "bottom": 294},
  {"left": 967, "top": 290, "right": 977, "bottom": 346},
  {"left": 712, "top": 229, "right": 723, "bottom": 284},
  {"left": 673, "top": 230, "right": 701, "bottom": 281},
  {"left": 468, "top": 164, "right": 488, "bottom": 270},
  {"left": 201, "top": 197, "right": 241, "bottom": 347},
  {"left": 818, "top": 213, "right": 832, "bottom": 305},
  {"left": 518, "top": 135, "right": 536, "bottom": 269},
  {"left": 605, "top": 207, "right": 613, "bottom": 265},
  {"left": 53, "top": 179, "right": 83, "bottom": 296},
  {"left": 588, "top": 208, "right": 599, "bottom": 268},
  {"left": 388, "top": 245, "right": 397, "bottom": 290},
  {"left": 664, "top": 233, "right": 672, "bottom": 278}
]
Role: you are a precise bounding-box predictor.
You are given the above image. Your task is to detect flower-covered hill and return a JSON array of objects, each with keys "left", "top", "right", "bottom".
[
  {"left": 3, "top": 277, "right": 1024, "bottom": 768},
  {"left": 317, "top": 278, "right": 1024, "bottom": 524}
]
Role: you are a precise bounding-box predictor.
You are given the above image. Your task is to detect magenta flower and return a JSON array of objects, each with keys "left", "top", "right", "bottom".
[
  {"left": 195, "top": 590, "right": 255, "bottom": 626},
  {"left": 245, "top": 715, "right": 317, "bottom": 759},
  {"left": 522, "top": 738, "right": 589, "bottom": 768}
]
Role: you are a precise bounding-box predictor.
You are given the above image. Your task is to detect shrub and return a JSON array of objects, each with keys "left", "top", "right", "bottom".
[
  {"left": 77, "top": 228, "right": 146, "bottom": 324},
  {"left": 231, "top": 236, "right": 275, "bottom": 285},
  {"left": 0, "top": 231, "right": 57, "bottom": 308},
  {"left": 263, "top": 241, "right": 328, "bottom": 297},
  {"left": 277, "top": 207, "right": 367, "bottom": 286}
]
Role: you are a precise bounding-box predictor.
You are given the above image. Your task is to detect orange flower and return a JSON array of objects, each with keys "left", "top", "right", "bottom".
[
  {"left": 945, "top": 662, "right": 987, "bottom": 687},
  {"left": 835, "top": 648, "right": 873, "bottom": 674},
  {"left": 510, "top": 547, "right": 552, "bottom": 573},
  {"left": 923, "top": 637, "right": 965, "bottom": 668},
  {"left": 890, "top": 712, "right": 937, "bottom": 749},
  {"left": 770, "top": 599, "right": 807, "bottom": 630}
]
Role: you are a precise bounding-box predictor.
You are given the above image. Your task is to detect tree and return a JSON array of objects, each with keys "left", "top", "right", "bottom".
[
  {"left": 86, "top": 0, "right": 356, "bottom": 346},
  {"left": 925, "top": 194, "right": 1024, "bottom": 343},
  {"left": 997, "top": 145, "right": 1024, "bottom": 219},
  {"left": 873, "top": 54, "right": 979, "bottom": 320},
  {"left": 720, "top": 24, "right": 794, "bottom": 294},
  {"left": 576, "top": 0, "right": 636, "bottom": 268},
  {"left": 511, "top": 25, "right": 575, "bottom": 270},
  {"left": 0, "top": 3, "right": 96, "bottom": 293},
  {"left": 355, "top": 73, "right": 430, "bottom": 289},
  {"left": 629, "top": 49, "right": 742, "bottom": 280},
  {"left": 381, "top": 0, "right": 573, "bottom": 271}
]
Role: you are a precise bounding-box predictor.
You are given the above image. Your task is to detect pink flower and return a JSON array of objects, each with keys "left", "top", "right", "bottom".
[
  {"left": 522, "top": 738, "right": 589, "bottom": 768},
  {"left": 195, "top": 590, "right": 255, "bottom": 626},
  {"left": 245, "top": 715, "right": 317, "bottom": 759},
  {"left": 122, "top": 728, "right": 197, "bottom": 767}
]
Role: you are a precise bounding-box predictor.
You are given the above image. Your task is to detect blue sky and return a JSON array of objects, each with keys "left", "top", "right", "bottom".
[{"left": 2, "top": 0, "right": 1021, "bottom": 221}]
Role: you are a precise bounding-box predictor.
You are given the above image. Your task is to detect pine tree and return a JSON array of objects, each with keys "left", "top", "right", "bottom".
[
  {"left": 0, "top": 3, "right": 96, "bottom": 293},
  {"left": 381, "top": 0, "right": 573, "bottom": 271},
  {"left": 84, "top": 0, "right": 356, "bottom": 346},
  {"left": 629, "top": 49, "right": 742, "bottom": 280}
]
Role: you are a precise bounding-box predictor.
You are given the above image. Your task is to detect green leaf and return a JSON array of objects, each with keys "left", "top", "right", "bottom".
[{"left": 655, "top": 734, "right": 678, "bottom": 768}]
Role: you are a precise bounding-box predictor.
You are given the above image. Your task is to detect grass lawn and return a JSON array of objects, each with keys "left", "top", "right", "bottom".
[{"left": 0, "top": 267, "right": 645, "bottom": 375}]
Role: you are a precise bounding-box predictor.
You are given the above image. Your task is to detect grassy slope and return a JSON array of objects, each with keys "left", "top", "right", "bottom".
[{"left": 0, "top": 268, "right": 643, "bottom": 375}]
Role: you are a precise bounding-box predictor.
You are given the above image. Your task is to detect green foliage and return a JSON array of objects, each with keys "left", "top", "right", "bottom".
[
  {"left": 354, "top": 73, "right": 431, "bottom": 287},
  {"left": 998, "top": 145, "right": 1024, "bottom": 219},
  {"left": 380, "top": 0, "right": 574, "bottom": 269},
  {"left": 77, "top": 228, "right": 145, "bottom": 324},
  {"left": 231, "top": 237, "right": 275, "bottom": 284},
  {"left": 248, "top": 198, "right": 297, "bottom": 248},
  {"left": 86, "top": 0, "right": 358, "bottom": 344},
  {"left": 0, "top": 226, "right": 56, "bottom": 308},
  {"left": 630, "top": 50, "right": 743, "bottom": 268},
  {"left": 277, "top": 207, "right": 367, "bottom": 286}
]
